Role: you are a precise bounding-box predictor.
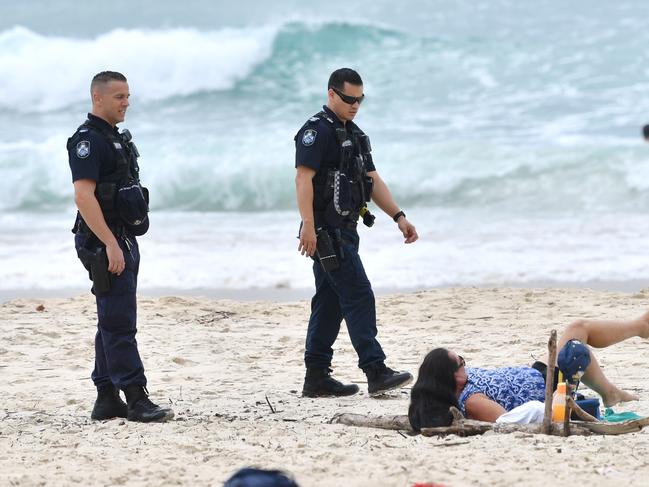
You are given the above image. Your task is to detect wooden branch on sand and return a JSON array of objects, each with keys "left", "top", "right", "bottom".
[
  {"left": 567, "top": 396, "right": 597, "bottom": 422},
  {"left": 329, "top": 413, "right": 412, "bottom": 431},
  {"left": 578, "top": 416, "right": 649, "bottom": 435},
  {"left": 542, "top": 329, "right": 558, "bottom": 435},
  {"left": 330, "top": 412, "right": 649, "bottom": 437},
  {"left": 330, "top": 412, "right": 592, "bottom": 436},
  {"left": 422, "top": 420, "right": 592, "bottom": 437}
]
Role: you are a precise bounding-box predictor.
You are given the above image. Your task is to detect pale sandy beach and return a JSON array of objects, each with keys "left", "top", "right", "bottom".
[{"left": 2, "top": 287, "right": 649, "bottom": 486}]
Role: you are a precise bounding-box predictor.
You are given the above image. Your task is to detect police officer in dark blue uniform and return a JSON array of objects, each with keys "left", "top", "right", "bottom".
[
  {"left": 295, "top": 68, "right": 419, "bottom": 397},
  {"left": 67, "top": 71, "right": 173, "bottom": 422}
]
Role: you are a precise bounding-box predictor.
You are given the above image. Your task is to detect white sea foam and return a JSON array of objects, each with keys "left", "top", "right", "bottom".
[
  {"left": 0, "top": 25, "right": 278, "bottom": 112},
  {"left": 3, "top": 209, "right": 649, "bottom": 294}
]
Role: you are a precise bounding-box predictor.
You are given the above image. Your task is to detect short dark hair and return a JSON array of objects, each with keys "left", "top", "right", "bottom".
[
  {"left": 328, "top": 68, "right": 363, "bottom": 91},
  {"left": 91, "top": 71, "right": 127, "bottom": 94},
  {"left": 643, "top": 124, "right": 649, "bottom": 140},
  {"left": 408, "top": 347, "right": 461, "bottom": 430}
]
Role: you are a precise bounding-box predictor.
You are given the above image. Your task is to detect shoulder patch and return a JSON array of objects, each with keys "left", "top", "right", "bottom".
[
  {"left": 302, "top": 129, "right": 317, "bottom": 146},
  {"left": 76, "top": 140, "right": 90, "bottom": 159}
]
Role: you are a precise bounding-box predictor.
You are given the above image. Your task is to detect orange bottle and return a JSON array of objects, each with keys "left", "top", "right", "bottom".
[{"left": 552, "top": 382, "right": 567, "bottom": 422}]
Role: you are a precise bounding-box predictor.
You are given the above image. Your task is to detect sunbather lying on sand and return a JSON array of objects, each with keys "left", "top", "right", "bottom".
[{"left": 408, "top": 313, "right": 647, "bottom": 429}]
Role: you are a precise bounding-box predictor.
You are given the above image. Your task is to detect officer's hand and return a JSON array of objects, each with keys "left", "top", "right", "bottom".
[
  {"left": 299, "top": 223, "right": 317, "bottom": 257},
  {"left": 398, "top": 218, "right": 418, "bottom": 244},
  {"left": 106, "top": 241, "right": 126, "bottom": 275}
]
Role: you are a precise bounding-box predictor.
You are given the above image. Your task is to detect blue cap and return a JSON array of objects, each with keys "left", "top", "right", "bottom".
[{"left": 557, "top": 339, "right": 591, "bottom": 384}]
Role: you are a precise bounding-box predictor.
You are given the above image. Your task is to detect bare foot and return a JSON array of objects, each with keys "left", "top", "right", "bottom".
[{"left": 602, "top": 389, "right": 639, "bottom": 408}]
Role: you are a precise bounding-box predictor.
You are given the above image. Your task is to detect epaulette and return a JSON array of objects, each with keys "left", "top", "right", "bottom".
[{"left": 307, "top": 111, "right": 334, "bottom": 125}]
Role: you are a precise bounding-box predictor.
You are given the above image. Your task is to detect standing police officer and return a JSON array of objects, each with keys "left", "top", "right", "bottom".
[
  {"left": 67, "top": 71, "right": 173, "bottom": 422},
  {"left": 295, "top": 68, "right": 419, "bottom": 397}
]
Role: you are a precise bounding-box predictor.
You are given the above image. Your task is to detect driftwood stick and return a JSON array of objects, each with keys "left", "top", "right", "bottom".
[
  {"left": 578, "top": 416, "right": 649, "bottom": 435},
  {"left": 422, "top": 420, "right": 591, "bottom": 437},
  {"left": 563, "top": 400, "right": 571, "bottom": 436},
  {"left": 421, "top": 422, "right": 492, "bottom": 437},
  {"left": 330, "top": 413, "right": 413, "bottom": 431},
  {"left": 567, "top": 397, "right": 598, "bottom": 422},
  {"left": 449, "top": 406, "right": 464, "bottom": 421},
  {"left": 543, "top": 330, "right": 558, "bottom": 435},
  {"left": 562, "top": 382, "right": 572, "bottom": 436},
  {"left": 331, "top": 412, "right": 649, "bottom": 436}
]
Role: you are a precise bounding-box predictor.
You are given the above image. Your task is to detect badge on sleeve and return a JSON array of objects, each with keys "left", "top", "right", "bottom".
[
  {"left": 302, "top": 129, "right": 317, "bottom": 146},
  {"left": 76, "top": 140, "right": 90, "bottom": 159}
]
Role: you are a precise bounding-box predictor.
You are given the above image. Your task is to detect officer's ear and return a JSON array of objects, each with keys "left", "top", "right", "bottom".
[{"left": 327, "top": 88, "right": 336, "bottom": 103}]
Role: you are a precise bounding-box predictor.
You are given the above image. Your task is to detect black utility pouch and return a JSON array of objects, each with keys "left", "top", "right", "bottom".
[
  {"left": 315, "top": 228, "right": 339, "bottom": 273},
  {"left": 117, "top": 181, "right": 149, "bottom": 226},
  {"left": 88, "top": 247, "right": 111, "bottom": 293}
]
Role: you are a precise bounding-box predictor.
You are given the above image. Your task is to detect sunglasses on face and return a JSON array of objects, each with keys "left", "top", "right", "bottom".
[
  {"left": 457, "top": 355, "right": 465, "bottom": 369},
  {"left": 332, "top": 87, "right": 365, "bottom": 105}
]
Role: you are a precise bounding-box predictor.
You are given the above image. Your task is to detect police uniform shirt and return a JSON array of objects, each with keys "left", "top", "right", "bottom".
[
  {"left": 68, "top": 113, "right": 121, "bottom": 183},
  {"left": 294, "top": 105, "right": 376, "bottom": 174}
]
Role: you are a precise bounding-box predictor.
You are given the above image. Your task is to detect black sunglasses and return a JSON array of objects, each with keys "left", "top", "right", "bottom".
[{"left": 332, "top": 87, "right": 365, "bottom": 105}]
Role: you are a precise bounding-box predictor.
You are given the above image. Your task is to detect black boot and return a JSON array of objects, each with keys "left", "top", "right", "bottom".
[
  {"left": 91, "top": 384, "right": 128, "bottom": 420},
  {"left": 364, "top": 363, "right": 413, "bottom": 396},
  {"left": 302, "top": 368, "right": 359, "bottom": 397},
  {"left": 124, "top": 385, "right": 174, "bottom": 423}
]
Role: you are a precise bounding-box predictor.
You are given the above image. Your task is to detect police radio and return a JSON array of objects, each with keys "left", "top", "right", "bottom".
[{"left": 120, "top": 129, "right": 140, "bottom": 158}]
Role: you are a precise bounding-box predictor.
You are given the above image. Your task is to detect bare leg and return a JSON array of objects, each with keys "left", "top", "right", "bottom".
[
  {"left": 551, "top": 312, "right": 649, "bottom": 407},
  {"left": 557, "top": 312, "right": 649, "bottom": 350}
]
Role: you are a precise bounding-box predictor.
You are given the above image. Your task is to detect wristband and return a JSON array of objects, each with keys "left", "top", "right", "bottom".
[{"left": 392, "top": 210, "right": 405, "bottom": 223}]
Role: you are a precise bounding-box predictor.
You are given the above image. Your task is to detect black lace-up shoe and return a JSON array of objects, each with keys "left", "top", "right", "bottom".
[
  {"left": 91, "top": 384, "right": 128, "bottom": 420},
  {"left": 364, "top": 363, "right": 413, "bottom": 396},
  {"left": 302, "top": 368, "right": 360, "bottom": 397},
  {"left": 124, "top": 385, "right": 174, "bottom": 423}
]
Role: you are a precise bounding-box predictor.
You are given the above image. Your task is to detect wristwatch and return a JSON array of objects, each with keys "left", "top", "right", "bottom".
[{"left": 392, "top": 210, "right": 405, "bottom": 223}]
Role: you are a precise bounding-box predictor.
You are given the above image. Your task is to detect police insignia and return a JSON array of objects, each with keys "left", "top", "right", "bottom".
[
  {"left": 76, "top": 141, "right": 90, "bottom": 159},
  {"left": 302, "top": 129, "right": 317, "bottom": 146}
]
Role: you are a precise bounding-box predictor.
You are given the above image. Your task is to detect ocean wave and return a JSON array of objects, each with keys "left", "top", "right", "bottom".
[
  {"left": 0, "top": 25, "right": 278, "bottom": 112},
  {"left": 2, "top": 133, "right": 648, "bottom": 214},
  {"left": 0, "top": 21, "right": 407, "bottom": 113}
]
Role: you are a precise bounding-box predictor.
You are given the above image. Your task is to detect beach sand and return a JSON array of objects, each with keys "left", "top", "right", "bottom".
[{"left": 2, "top": 287, "right": 649, "bottom": 486}]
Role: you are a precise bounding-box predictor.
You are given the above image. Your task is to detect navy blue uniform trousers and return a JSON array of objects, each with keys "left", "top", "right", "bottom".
[
  {"left": 305, "top": 229, "right": 386, "bottom": 370},
  {"left": 75, "top": 233, "right": 146, "bottom": 389}
]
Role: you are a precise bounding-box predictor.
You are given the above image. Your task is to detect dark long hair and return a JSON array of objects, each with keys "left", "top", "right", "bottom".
[{"left": 408, "top": 348, "right": 460, "bottom": 430}]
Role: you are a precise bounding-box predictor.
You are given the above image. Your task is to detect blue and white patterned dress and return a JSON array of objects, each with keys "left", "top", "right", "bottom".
[{"left": 458, "top": 366, "right": 546, "bottom": 415}]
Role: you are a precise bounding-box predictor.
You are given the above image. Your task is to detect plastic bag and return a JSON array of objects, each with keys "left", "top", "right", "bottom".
[{"left": 495, "top": 400, "right": 545, "bottom": 424}]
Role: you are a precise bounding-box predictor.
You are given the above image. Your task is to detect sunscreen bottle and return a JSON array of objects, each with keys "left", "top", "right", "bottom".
[{"left": 552, "top": 382, "right": 567, "bottom": 422}]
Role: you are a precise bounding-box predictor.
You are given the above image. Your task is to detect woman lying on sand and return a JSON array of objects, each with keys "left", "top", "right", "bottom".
[{"left": 408, "top": 313, "right": 648, "bottom": 429}]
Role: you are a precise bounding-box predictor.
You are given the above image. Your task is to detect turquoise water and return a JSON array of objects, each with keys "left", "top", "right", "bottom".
[{"left": 2, "top": 1, "right": 649, "bottom": 293}]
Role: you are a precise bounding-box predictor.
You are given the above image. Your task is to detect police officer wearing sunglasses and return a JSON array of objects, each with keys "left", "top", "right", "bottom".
[{"left": 295, "top": 68, "right": 419, "bottom": 397}]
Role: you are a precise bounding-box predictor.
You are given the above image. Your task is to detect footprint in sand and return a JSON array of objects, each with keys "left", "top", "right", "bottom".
[
  {"left": 172, "top": 357, "right": 198, "bottom": 366},
  {"left": 37, "top": 331, "right": 61, "bottom": 339}
]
